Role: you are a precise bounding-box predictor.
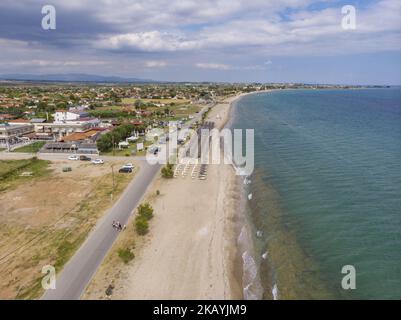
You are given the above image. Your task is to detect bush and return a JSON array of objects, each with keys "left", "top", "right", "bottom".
[
  {"left": 161, "top": 164, "right": 174, "bottom": 178},
  {"left": 135, "top": 216, "right": 149, "bottom": 235},
  {"left": 138, "top": 203, "right": 154, "bottom": 220},
  {"left": 118, "top": 248, "right": 135, "bottom": 264}
]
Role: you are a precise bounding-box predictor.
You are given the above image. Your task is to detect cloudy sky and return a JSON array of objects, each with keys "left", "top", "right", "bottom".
[{"left": 0, "top": 0, "right": 400, "bottom": 84}]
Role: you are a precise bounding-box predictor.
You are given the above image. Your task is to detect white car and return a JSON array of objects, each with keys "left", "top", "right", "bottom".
[
  {"left": 68, "top": 155, "right": 79, "bottom": 161},
  {"left": 91, "top": 159, "right": 104, "bottom": 165},
  {"left": 122, "top": 163, "right": 134, "bottom": 169}
]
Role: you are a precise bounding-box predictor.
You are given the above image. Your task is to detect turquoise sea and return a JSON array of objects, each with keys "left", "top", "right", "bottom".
[{"left": 230, "top": 88, "right": 401, "bottom": 299}]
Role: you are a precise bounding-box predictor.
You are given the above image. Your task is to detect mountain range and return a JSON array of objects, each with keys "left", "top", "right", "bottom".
[{"left": 0, "top": 73, "right": 154, "bottom": 83}]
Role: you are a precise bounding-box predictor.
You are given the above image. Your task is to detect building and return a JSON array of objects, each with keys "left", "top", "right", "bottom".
[
  {"left": 33, "top": 118, "right": 101, "bottom": 139},
  {"left": 0, "top": 123, "right": 34, "bottom": 148},
  {"left": 53, "top": 110, "right": 89, "bottom": 123},
  {"left": 59, "top": 128, "right": 106, "bottom": 143},
  {"left": 40, "top": 141, "right": 98, "bottom": 154}
]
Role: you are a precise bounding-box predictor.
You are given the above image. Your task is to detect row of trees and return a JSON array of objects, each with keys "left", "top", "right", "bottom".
[{"left": 96, "top": 124, "right": 135, "bottom": 152}]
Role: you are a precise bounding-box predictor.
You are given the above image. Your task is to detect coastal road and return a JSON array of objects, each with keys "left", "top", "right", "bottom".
[{"left": 41, "top": 159, "right": 161, "bottom": 300}]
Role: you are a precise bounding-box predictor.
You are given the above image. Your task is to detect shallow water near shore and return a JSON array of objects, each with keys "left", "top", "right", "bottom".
[{"left": 230, "top": 88, "right": 401, "bottom": 299}]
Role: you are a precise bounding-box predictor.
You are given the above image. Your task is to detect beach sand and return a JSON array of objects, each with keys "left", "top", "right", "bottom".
[{"left": 83, "top": 95, "right": 244, "bottom": 300}]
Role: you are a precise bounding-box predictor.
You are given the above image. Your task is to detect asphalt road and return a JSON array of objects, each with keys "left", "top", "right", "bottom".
[{"left": 41, "top": 160, "right": 161, "bottom": 300}]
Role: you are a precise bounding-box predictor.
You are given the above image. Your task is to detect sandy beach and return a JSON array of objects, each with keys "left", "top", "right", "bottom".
[{"left": 84, "top": 94, "right": 244, "bottom": 300}]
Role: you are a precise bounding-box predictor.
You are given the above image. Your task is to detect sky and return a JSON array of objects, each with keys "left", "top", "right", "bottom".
[{"left": 0, "top": 0, "right": 400, "bottom": 85}]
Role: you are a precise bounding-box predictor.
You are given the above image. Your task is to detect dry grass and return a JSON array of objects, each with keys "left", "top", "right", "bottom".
[{"left": 0, "top": 160, "right": 135, "bottom": 299}]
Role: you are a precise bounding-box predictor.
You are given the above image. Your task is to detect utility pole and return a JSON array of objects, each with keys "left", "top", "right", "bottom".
[
  {"left": 112, "top": 133, "right": 115, "bottom": 156},
  {"left": 111, "top": 163, "right": 115, "bottom": 201}
]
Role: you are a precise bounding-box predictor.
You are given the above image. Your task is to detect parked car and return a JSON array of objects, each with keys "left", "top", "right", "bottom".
[
  {"left": 68, "top": 155, "right": 79, "bottom": 161},
  {"left": 79, "top": 155, "right": 92, "bottom": 161},
  {"left": 91, "top": 159, "right": 104, "bottom": 165},
  {"left": 119, "top": 167, "right": 133, "bottom": 173},
  {"left": 122, "top": 163, "right": 134, "bottom": 169}
]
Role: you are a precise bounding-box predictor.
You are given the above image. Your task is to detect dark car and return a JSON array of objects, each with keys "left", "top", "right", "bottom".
[
  {"left": 153, "top": 147, "right": 160, "bottom": 155},
  {"left": 79, "top": 155, "right": 92, "bottom": 161},
  {"left": 119, "top": 167, "right": 132, "bottom": 173}
]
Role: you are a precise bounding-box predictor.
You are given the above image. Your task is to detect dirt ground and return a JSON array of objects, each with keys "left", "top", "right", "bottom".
[{"left": 0, "top": 159, "right": 137, "bottom": 299}]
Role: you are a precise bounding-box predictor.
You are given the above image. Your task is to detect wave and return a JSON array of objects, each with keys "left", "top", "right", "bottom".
[
  {"left": 238, "top": 224, "right": 264, "bottom": 300},
  {"left": 272, "top": 284, "right": 279, "bottom": 300}
]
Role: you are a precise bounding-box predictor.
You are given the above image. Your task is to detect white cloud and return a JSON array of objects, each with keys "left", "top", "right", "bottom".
[
  {"left": 145, "top": 60, "right": 168, "bottom": 68},
  {"left": 196, "top": 63, "right": 232, "bottom": 70},
  {"left": 93, "top": 0, "right": 401, "bottom": 56},
  {"left": 0, "top": 59, "right": 106, "bottom": 67},
  {"left": 97, "top": 31, "right": 201, "bottom": 52},
  {"left": 195, "top": 61, "right": 273, "bottom": 71}
]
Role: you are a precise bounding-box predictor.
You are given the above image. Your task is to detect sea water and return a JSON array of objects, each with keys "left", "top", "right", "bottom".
[{"left": 230, "top": 88, "right": 401, "bottom": 299}]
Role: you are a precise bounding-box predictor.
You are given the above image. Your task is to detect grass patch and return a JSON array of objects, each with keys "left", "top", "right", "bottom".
[
  {"left": 122, "top": 97, "right": 191, "bottom": 104},
  {"left": 141, "top": 98, "right": 191, "bottom": 105},
  {"left": 118, "top": 248, "right": 135, "bottom": 264},
  {"left": 15, "top": 276, "right": 43, "bottom": 300},
  {"left": 0, "top": 158, "right": 51, "bottom": 192},
  {"left": 55, "top": 235, "right": 86, "bottom": 270},
  {"left": 12, "top": 141, "right": 46, "bottom": 153}
]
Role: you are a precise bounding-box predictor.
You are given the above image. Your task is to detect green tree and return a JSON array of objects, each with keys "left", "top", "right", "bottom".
[
  {"left": 135, "top": 216, "right": 149, "bottom": 235},
  {"left": 138, "top": 203, "right": 154, "bottom": 220},
  {"left": 161, "top": 164, "right": 174, "bottom": 178},
  {"left": 96, "top": 133, "right": 113, "bottom": 152},
  {"left": 134, "top": 99, "right": 145, "bottom": 109}
]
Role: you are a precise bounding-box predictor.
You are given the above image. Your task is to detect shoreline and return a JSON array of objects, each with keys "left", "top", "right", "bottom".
[{"left": 224, "top": 91, "right": 269, "bottom": 300}]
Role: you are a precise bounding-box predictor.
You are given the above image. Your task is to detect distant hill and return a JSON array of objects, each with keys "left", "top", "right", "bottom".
[{"left": 0, "top": 73, "right": 154, "bottom": 83}]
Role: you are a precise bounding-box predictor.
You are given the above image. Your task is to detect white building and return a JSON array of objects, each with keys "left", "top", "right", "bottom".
[
  {"left": 33, "top": 118, "right": 100, "bottom": 139},
  {"left": 53, "top": 110, "right": 89, "bottom": 123}
]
